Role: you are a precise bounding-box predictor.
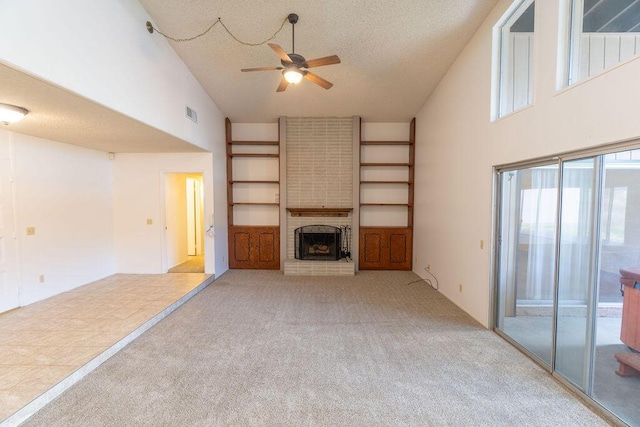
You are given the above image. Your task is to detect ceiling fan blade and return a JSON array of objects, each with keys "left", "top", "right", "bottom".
[
  {"left": 303, "top": 71, "right": 333, "bottom": 90},
  {"left": 304, "top": 55, "right": 341, "bottom": 68},
  {"left": 241, "top": 66, "right": 283, "bottom": 72},
  {"left": 268, "top": 43, "right": 293, "bottom": 63},
  {"left": 276, "top": 77, "right": 289, "bottom": 92}
]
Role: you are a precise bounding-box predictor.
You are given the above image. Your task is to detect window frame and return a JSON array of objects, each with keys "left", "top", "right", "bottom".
[
  {"left": 491, "top": 0, "right": 536, "bottom": 121},
  {"left": 566, "top": 0, "right": 640, "bottom": 87}
]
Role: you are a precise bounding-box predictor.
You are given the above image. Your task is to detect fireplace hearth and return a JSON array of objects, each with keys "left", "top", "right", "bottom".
[{"left": 295, "top": 225, "right": 342, "bottom": 261}]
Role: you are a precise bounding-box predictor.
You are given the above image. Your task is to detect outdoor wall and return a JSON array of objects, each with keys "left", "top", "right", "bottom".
[
  {"left": 413, "top": 0, "right": 640, "bottom": 326},
  {"left": 113, "top": 153, "right": 215, "bottom": 274},
  {"left": 0, "top": 0, "right": 224, "bottom": 153},
  {"left": 6, "top": 130, "right": 115, "bottom": 306}
]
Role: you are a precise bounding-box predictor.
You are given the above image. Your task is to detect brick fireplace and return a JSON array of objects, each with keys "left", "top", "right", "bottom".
[{"left": 281, "top": 117, "right": 357, "bottom": 275}]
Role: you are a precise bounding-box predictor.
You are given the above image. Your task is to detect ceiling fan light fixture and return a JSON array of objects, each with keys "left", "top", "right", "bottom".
[
  {"left": 283, "top": 68, "right": 303, "bottom": 84},
  {"left": 0, "top": 103, "right": 28, "bottom": 125},
  {"left": 240, "top": 14, "right": 339, "bottom": 92}
]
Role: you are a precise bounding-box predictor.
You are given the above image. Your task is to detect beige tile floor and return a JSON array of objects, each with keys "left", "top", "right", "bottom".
[{"left": 0, "top": 273, "right": 211, "bottom": 423}]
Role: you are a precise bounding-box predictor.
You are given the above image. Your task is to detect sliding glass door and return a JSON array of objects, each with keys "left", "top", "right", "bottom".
[
  {"left": 496, "top": 164, "right": 558, "bottom": 367},
  {"left": 555, "top": 157, "right": 598, "bottom": 390},
  {"left": 592, "top": 150, "right": 640, "bottom": 425},
  {"left": 495, "top": 148, "right": 640, "bottom": 426}
]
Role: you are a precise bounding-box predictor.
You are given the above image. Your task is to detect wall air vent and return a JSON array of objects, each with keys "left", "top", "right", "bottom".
[{"left": 186, "top": 106, "right": 198, "bottom": 123}]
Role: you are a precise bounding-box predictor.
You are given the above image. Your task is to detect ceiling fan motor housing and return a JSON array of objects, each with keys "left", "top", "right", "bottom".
[{"left": 282, "top": 53, "right": 306, "bottom": 67}]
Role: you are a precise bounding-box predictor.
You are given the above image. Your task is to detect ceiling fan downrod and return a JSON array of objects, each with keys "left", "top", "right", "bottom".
[{"left": 288, "top": 13, "right": 298, "bottom": 54}]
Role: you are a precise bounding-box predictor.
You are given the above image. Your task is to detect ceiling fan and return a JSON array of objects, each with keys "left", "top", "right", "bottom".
[{"left": 241, "top": 13, "right": 341, "bottom": 92}]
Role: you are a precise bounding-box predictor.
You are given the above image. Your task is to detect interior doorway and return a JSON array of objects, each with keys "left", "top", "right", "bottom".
[
  {"left": 163, "top": 173, "right": 204, "bottom": 273},
  {"left": 0, "top": 138, "right": 20, "bottom": 313},
  {"left": 186, "top": 176, "right": 203, "bottom": 257}
]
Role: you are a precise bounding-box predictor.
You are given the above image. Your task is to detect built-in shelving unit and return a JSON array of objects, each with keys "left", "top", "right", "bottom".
[
  {"left": 226, "top": 118, "right": 280, "bottom": 269},
  {"left": 358, "top": 118, "right": 415, "bottom": 270},
  {"left": 228, "top": 141, "right": 279, "bottom": 145},
  {"left": 360, "top": 181, "right": 411, "bottom": 184},
  {"left": 230, "top": 180, "right": 279, "bottom": 184},
  {"left": 229, "top": 153, "right": 280, "bottom": 158},
  {"left": 360, "top": 162, "right": 412, "bottom": 167},
  {"left": 231, "top": 202, "right": 280, "bottom": 206}
]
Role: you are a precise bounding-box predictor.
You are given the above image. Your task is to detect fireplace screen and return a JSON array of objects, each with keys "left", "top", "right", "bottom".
[{"left": 295, "top": 225, "right": 342, "bottom": 261}]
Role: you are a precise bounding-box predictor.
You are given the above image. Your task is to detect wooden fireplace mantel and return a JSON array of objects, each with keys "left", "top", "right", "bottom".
[{"left": 287, "top": 207, "right": 353, "bottom": 217}]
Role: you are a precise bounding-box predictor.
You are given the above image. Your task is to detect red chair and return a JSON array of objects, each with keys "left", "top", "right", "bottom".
[{"left": 615, "top": 267, "right": 640, "bottom": 377}]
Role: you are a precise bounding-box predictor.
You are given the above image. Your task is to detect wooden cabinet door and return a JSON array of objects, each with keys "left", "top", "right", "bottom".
[
  {"left": 229, "top": 226, "right": 280, "bottom": 269},
  {"left": 361, "top": 229, "right": 384, "bottom": 268},
  {"left": 359, "top": 227, "right": 412, "bottom": 270}
]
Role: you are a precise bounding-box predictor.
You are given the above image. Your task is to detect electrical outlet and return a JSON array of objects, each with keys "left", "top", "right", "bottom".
[
  {"left": 480, "top": 240, "right": 484, "bottom": 250},
  {"left": 427, "top": 264, "right": 430, "bottom": 271},
  {"left": 39, "top": 274, "right": 45, "bottom": 283},
  {"left": 146, "top": 218, "right": 153, "bottom": 225},
  {"left": 459, "top": 284, "right": 463, "bottom": 293},
  {"left": 26, "top": 227, "right": 35, "bottom": 236}
]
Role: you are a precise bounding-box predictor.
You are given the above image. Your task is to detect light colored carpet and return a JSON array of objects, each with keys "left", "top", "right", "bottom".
[
  {"left": 168, "top": 255, "right": 204, "bottom": 273},
  {"left": 502, "top": 315, "right": 640, "bottom": 423},
  {"left": 22, "top": 270, "right": 609, "bottom": 426}
]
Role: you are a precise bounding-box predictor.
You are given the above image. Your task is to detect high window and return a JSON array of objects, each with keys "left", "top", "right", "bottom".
[
  {"left": 568, "top": 0, "right": 640, "bottom": 85},
  {"left": 494, "top": 0, "right": 536, "bottom": 119}
]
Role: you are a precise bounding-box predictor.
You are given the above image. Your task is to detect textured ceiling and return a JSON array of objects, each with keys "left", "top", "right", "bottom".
[
  {"left": 1, "top": 0, "right": 498, "bottom": 154},
  {"left": 0, "top": 63, "right": 201, "bottom": 153},
  {"left": 139, "top": 0, "right": 499, "bottom": 123}
]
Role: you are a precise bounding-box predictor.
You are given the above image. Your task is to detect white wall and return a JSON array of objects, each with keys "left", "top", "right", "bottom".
[
  {"left": 413, "top": 0, "right": 640, "bottom": 326},
  {"left": 360, "top": 123, "right": 412, "bottom": 227},
  {"left": 4, "top": 130, "right": 115, "bottom": 306},
  {"left": 164, "top": 174, "right": 188, "bottom": 269},
  {"left": 0, "top": 132, "right": 222, "bottom": 307},
  {"left": 230, "top": 123, "right": 280, "bottom": 226},
  {"left": 113, "top": 153, "right": 215, "bottom": 274},
  {"left": 231, "top": 123, "right": 279, "bottom": 142},
  {"left": 212, "top": 147, "right": 229, "bottom": 275},
  {"left": 361, "top": 123, "right": 410, "bottom": 142},
  {"left": 0, "top": 0, "right": 224, "bottom": 153},
  {"left": 0, "top": 0, "right": 230, "bottom": 281}
]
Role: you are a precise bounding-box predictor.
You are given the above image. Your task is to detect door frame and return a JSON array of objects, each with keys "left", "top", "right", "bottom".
[
  {"left": 160, "top": 171, "right": 205, "bottom": 273},
  {"left": 0, "top": 135, "right": 20, "bottom": 313}
]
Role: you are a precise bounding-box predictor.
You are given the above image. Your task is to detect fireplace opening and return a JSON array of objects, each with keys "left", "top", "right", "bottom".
[{"left": 295, "top": 225, "right": 342, "bottom": 261}]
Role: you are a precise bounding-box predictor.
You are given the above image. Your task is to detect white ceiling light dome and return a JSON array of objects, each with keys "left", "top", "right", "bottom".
[
  {"left": 0, "top": 103, "right": 29, "bottom": 125},
  {"left": 283, "top": 68, "right": 303, "bottom": 84}
]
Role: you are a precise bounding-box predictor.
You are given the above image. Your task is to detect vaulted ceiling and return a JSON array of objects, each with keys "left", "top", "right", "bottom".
[
  {"left": 0, "top": 1, "right": 499, "bottom": 153},
  {"left": 138, "top": 0, "right": 499, "bottom": 122},
  {"left": 5, "top": 1, "right": 639, "bottom": 153}
]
